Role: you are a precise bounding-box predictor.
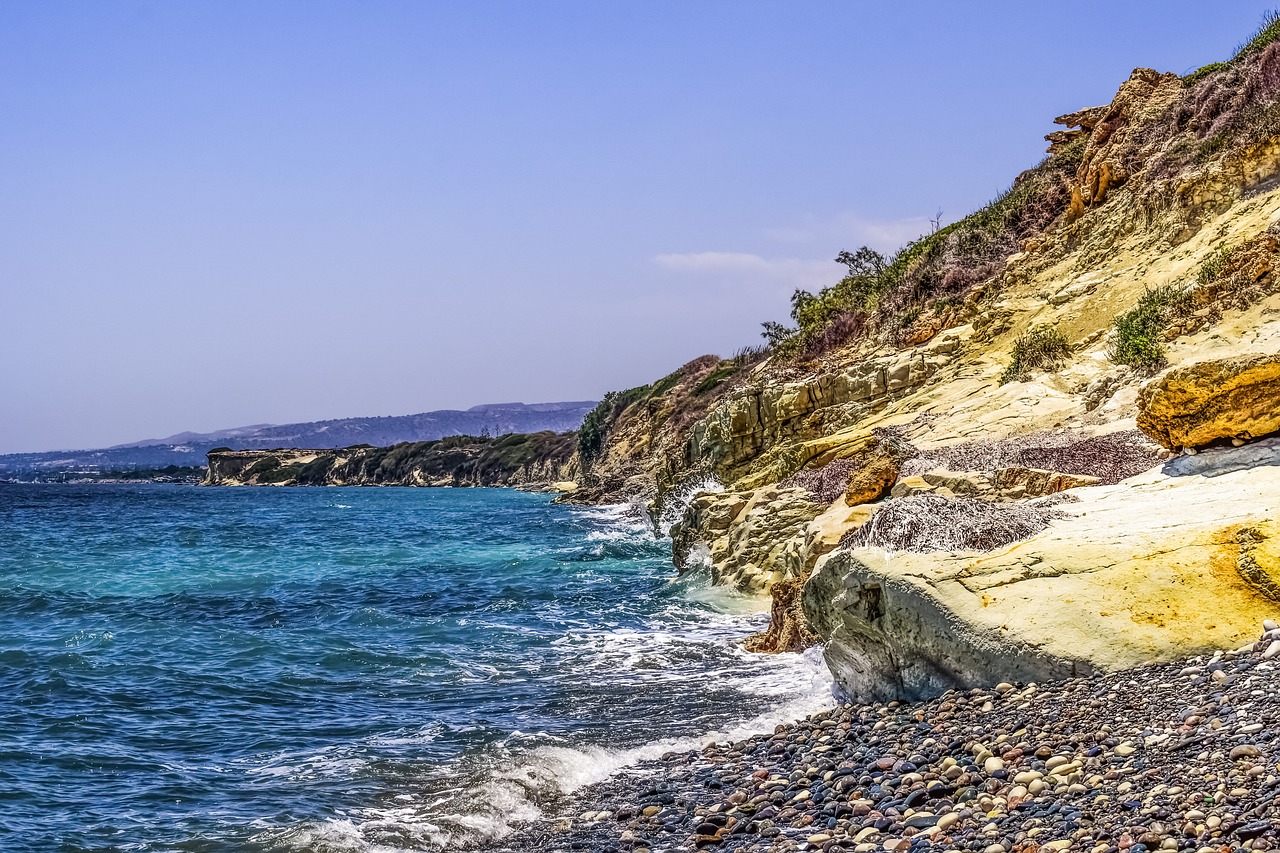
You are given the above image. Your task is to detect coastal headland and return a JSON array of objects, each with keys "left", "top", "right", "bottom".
[{"left": 203, "top": 24, "right": 1280, "bottom": 851}]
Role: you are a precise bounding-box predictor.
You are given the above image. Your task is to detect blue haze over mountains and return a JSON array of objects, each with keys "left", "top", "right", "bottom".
[{"left": 0, "top": 401, "right": 596, "bottom": 477}]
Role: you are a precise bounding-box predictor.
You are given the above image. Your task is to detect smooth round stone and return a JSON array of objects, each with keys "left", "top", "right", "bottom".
[{"left": 984, "top": 757, "right": 1005, "bottom": 773}]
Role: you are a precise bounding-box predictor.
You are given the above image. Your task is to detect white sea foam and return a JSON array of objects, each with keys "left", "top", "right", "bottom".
[
  {"left": 656, "top": 474, "right": 724, "bottom": 535},
  {"left": 259, "top": 641, "right": 831, "bottom": 852},
  {"left": 257, "top": 489, "right": 833, "bottom": 852}
]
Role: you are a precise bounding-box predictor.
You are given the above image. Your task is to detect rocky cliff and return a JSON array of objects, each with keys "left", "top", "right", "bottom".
[
  {"left": 571, "top": 31, "right": 1280, "bottom": 700},
  {"left": 202, "top": 25, "right": 1280, "bottom": 704},
  {"left": 203, "top": 431, "right": 578, "bottom": 489}
]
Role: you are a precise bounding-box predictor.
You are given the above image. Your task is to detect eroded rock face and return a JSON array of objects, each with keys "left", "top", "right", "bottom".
[
  {"left": 683, "top": 328, "right": 970, "bottom": 489},
  {"left": 670, "top": 491, "right": 749, "bottom": 571},
  {"left": 1050, "top": 68, "right": 1183, "bottom": 210},
  {"left": 804, "top": 440, "right": 1280, "bottom": 702},
  {"left": 742, "top": 578, "right": 817, "bottom": 654},
  {"left": 671, "top": 486, "right": 880, "bottom": 652},
  {"left": 669, "top": 486, "right": 825, "bottom": 593},
  {"left": 1137, "top": 352, "right": 1280, "bottom": 449}
]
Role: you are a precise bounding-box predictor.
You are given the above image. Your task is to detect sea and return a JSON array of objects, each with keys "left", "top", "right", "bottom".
[{"left": 0, "top": 484, "right": 832, "bottom": 852}]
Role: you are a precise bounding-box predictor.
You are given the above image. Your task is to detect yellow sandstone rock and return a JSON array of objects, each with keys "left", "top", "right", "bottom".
[{"left": 1137, "top": 353, "right": 1280, "bottom": 449}]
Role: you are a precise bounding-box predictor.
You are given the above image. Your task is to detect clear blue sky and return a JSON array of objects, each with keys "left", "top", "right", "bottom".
[{"left": 1, "top": 1, "right": 1273, "bottom": 452}]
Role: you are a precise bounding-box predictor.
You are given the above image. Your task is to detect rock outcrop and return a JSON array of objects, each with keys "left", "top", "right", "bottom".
[
  {"left": 670, "top": 486, "right": 825, "bottom": 593},
  {"left": 1137, "top": 352, "right": 1280, "bottom": 449},
  {"left": 682, "top": 328, "right": 970, "bottom": 490},
  {"left": 841, "top": 439, "right": 900, "bottom": 506},
  {"left": 803, "top": 439, "right": 1280, "bottom": 702}
]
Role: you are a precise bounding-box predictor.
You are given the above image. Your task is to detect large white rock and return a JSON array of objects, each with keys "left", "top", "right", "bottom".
[{"left": 804, "top": 439, "right": 1280, "bottom": 702}]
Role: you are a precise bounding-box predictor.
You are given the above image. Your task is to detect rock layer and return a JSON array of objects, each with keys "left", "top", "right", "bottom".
[{"left": 803, "top": 439, "right": 1280, "bottom": 702}]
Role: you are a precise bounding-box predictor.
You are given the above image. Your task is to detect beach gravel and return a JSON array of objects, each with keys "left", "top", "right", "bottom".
[{"left": 492, "top": 622, "right": 1280, "bottom": 853}]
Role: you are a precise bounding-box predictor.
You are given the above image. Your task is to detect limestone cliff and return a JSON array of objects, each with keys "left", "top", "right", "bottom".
[{"left": 578, "top": 35, "right": 1280, "bottom": 696}]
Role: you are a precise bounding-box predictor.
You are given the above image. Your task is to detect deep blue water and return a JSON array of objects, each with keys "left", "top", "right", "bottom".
[{"left": 0, "top": 484, "right": 829, "bottom": 852}]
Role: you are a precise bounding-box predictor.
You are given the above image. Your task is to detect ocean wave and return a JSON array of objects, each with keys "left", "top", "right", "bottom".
[{"left": 257, "top": 646, "right": 831, "bottom": 852}]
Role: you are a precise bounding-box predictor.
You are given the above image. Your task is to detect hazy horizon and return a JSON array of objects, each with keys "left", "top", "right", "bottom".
[{"left": 3, "top": 1, "right": 1275, "bottom": 453}]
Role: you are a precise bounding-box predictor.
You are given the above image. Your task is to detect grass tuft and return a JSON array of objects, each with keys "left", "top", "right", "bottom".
[
  {"left": 1236, "top": 9, "right": 1280, "bottom": 60},
  {"left": 999, "top": 326, "right": 1072, "bottom": 384}
]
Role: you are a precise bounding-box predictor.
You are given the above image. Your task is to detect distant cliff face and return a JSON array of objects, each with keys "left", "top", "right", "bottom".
[
  {"left": 1, "top": 401, "right": 596, "bottom": 478},
  {"left": 204, "top": 432, "right": 579, "bottom": 489}
]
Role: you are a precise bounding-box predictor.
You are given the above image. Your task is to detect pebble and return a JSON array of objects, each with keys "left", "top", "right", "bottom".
[{"left": 492, "top": 620, "right": 1280, "bottom": 853}]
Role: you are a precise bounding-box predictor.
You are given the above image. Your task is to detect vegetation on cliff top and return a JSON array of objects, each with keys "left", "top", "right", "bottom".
[
  {"left": 577, "top": 352, "right": 765, "bottom": 476},
  {"left": 1109, "top": 233, "right": 1278, "bottom": 369},
  {"left": 762, "top": 139, "right": 1085, "bottom": 361}
]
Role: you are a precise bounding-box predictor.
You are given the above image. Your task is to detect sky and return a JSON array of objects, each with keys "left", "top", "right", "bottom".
[{"left": 1, "top": 1, "right": 1275, "bottom": 453}]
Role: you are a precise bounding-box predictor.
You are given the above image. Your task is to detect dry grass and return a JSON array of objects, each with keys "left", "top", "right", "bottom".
[
  {"left": 840, "top": 493, "right": 1063, "bottom": 553},
  {"left": 899, "top": 429, "right": 1165, "bottom": 485},
  {"left": 999, "top": 326, "right": 1073, "bottom": 384},
  {"left": 778, "top": 458, "right": 858, "bottom": 504}
]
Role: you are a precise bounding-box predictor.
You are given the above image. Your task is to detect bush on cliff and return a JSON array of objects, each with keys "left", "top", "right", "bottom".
[
  {"left": 1109, "top": 284, "right": 1193, "bottom": 369},
  {"left": 999, "top": 326, "right": 1072, "bottom": 384},
  {"left": 579, "top": 386, "right": 648, "bottom": 466},
  {"left": 244, "top": 456, "right": 281, "bottom": 478}
]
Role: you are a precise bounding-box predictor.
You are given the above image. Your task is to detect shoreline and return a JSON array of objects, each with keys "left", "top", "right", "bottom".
[{"left": 492, "top": 622, "right": 1280, "bottom": 853}]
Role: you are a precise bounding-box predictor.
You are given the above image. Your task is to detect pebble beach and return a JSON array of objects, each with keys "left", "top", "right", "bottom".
[{"left": 497, "top": 621, "right": 1280, "bottom": 853}]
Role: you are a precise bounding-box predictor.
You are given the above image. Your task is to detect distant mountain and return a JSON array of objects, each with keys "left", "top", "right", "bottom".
[{"left": 0, "top": 401, "right": 597, "bottom": 479}]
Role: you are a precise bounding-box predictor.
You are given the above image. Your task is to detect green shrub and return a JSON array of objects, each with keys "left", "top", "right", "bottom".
[
  {"left": 647, "top": 368, "right": 683, "bottom": 399},
  {"left": 257, "top": 462, "right": 301, "bottom": 484},
  {"left": 297, "top": 455, "right": 336, "bottom": 484},
  {"left": 693, "top": 362, "right": 737, "bottom": 396},
  {"left": 759, "top": 247, "right": 891, "bottom": 354},
  {"left": 1196, "top": 245, "right": 1236, "bottom": 285},
  {"left": 1109, "top": 284, "right": 1193, "bottom": 369},
  {"left": 578, "top": 385, "right": 649, "bottom": 465},
  {"left": 1184, "top": 61, "right": 1228, "bottom": 87},
  {"left": 999, "top": 326, "right": 1073, "bottom": 384},
  {"left": 244, "top": 456, "right": 281, "bottom": 478}
]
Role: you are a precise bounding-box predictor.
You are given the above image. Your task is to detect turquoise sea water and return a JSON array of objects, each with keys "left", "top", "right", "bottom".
[{"left": 0, "top": 484, "right": 830, "bottom": 852}]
